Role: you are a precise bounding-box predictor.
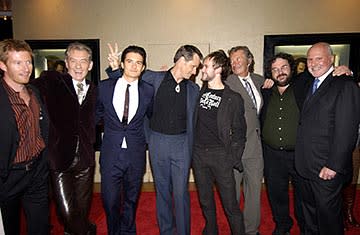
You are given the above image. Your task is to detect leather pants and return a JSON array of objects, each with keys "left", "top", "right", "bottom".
[{"left": 51, "top": 155, "right": 96, "bottom": 235}]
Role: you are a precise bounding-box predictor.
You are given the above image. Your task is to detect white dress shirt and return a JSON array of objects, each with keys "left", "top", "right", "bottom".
[
  {"left": 316, "top": 66, "right": 334, "bottom": 88},
  {"left": 113, "top": 77, "right": 139, "bottom": 148},
  {"left": 72, "top": 79, "right": 89, "bottom": 103}
]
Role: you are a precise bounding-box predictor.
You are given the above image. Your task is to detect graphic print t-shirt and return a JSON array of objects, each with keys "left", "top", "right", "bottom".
[{"left": 195, "top": 87, "right": 224, "bottom": 147}]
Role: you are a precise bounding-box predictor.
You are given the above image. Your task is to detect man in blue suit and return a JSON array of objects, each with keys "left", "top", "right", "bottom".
[
  {"left": 96, "top": 45, "right": 154, "bottom": 235},
  {"left": 107, "top": 44, "right": 203, "bottom": 235}
]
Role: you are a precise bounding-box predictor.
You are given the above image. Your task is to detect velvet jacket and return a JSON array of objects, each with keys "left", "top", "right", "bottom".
[{"left": 32, "top": 71, "right": 97, "bottom": 171}]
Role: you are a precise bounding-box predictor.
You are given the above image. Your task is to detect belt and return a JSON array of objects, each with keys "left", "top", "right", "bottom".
[{"left": 11, "top": 156, "right": 40, "bottom": 171}]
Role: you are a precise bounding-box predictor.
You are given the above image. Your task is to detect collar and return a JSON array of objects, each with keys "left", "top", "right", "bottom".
[
  {"left": 238, "top": 72, "right": 251, "bottom": 81},
  {"left": 72, "top": 78, "right": 87, "bottom": 88},
  {"left": 119, "top": 76, "right": 139, "bottom": 87},
  {"left": 316, "top": 66, "right": 334, "bottom": 85}
]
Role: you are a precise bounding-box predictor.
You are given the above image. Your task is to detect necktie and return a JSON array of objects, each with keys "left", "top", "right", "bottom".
[
  {"left": 77, "top": 82, "right": 84, "bottom": 104},
  {"left": 243, "top": 79, "right": 257, "bottom": 108},
  {"left": 122, "top": 84, "right": 131, "bottom": 124},
  {"left": 312, "top": 78, "right": 320, "bottom": 94}
]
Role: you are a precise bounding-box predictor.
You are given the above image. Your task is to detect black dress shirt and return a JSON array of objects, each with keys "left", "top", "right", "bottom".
[{"left": 150, "top": 71, "right": 187, "bottom": 135}]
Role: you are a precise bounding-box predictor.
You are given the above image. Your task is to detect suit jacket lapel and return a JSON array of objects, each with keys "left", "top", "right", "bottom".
[
  {"left": 62, "top": 74, "right": 78, "bottom": 101},
  {"left": 129, "top": 81, "right": 144, "bottom": 125},
  {"left": 226, "top": 74, "right": 253, "bottom": 107},
  {"left": 107, "top": 78, "right": 122, "bottom": 124},
  {"left": 0, "top": 83, "right": 17, "bottom": 128},
  {"left": 81, "top": 79, "right": 94, "bottom": 105}
]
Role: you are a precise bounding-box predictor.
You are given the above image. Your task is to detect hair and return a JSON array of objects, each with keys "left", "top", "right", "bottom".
[
  {"left": 65, "top": 42, "right": 92, "bottom": 61},
  {"left": 228, "top": 46, "right": 255, "bottom": 73},
  {"left": 309, "top": 42, "right": 333, "bottom": 56},
  {"left": 173, "top": 45, "right": 203, "bottom": 63},
  {"left": 0, "top": 39, "right": 33, "bottom": 77},
  {"left": 0, "top": 39, "right": 32, "bottom": 64},
  {"left": 121, "top": 45, "right": 147, "bottom": 68},
  {"left": 265, "top": 52, "right": 295, "bottom": 79},
  {"left": 204, "top": 50, "right": 231, "bottom": 80},
  {"left": 54, "top": 60, "right": 66, "bottom": 73},
  {"left": 54, "top": 60, "right": 65, "bottom": 68}
]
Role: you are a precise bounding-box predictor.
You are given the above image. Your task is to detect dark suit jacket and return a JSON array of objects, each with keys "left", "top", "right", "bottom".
[
  {"left": 32, "top": 71, "right": 97, "bottom": 171},
  {"left": 295, "top": 73, "right": 360, "bottom": 180},
  {"left": 194, "top": 84, "right": 247, "bottom": 170},
  {"left": 106, "top": 68, "right": 199, "bottom": 158},
  {"left": 96, "top": 77, "right": 153, "bottom": 159},
  {"left": 0, "top": 81, "right": 49, "bottom": 202}
]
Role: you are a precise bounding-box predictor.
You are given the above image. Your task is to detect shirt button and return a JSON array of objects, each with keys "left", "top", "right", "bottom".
[
  {"left": 279, "top": 137, "right": 283, "bottom": 141},
  {"left": 278, "top": 127, "right": 282, "bottom": 131},
  {"left": 279, "top": 117, "right": 282, "bottom": 120},
  {"left": 279, "top": 107, "right": 283, "bottom": 110},
  {"left": 280, "top": 98, "right": 283, "bottom": 101}
]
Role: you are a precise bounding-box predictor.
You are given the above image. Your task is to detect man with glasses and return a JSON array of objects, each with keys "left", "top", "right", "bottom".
[{"left": 261, "top": 53, "right": 305, "bottom": 235}]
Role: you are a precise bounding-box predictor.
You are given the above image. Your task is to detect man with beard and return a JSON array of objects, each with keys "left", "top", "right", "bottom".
[
  {"left": 192, "top": 50, "right": 246, "bottom": 235},
  {"left": 260, "top": 53, "right": 305, "bottom": 235}
]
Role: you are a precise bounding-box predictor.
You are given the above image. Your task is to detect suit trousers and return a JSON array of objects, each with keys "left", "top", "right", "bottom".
[
  {"left": 100, "top": 147, "right": 146, "bottom": 235},
  {"left": 263, "top": 144, "right": 304, "bottom": 234},
  {"left": 298, "top": 173, "right": 347, "bottom": 235},
  {"left": 149, "top": 131, "right": 191, "bottom": 235},
  {"left": 193, "top": 146, "right": 245, "bottom": 235},
  {"left": 51, "top": 155, "right": 95, "bottom": 235},
  {"left": 1, "top": 156, "right": 49, "bottom": 235},
  {"left": 234, "top": 157, "right": 263, "bottom": 235}
]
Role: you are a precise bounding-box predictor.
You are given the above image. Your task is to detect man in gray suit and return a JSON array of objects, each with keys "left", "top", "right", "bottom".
[{"left": 226, "top": 46, "right": 264, "bottom": 235}]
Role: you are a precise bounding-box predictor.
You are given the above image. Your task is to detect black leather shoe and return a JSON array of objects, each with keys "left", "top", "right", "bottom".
[{"left": 87, "top": 223, "right": 96, "bottom": 235}]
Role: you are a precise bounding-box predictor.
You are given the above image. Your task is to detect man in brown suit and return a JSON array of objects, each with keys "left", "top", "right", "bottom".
[{"left": 32, "top": 42, "right": 97, "bottom": 235}]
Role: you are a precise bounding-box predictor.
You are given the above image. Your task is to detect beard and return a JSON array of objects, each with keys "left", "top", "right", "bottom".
[{"left": 274, "top": 73, "right": 291, "bottom": 87}]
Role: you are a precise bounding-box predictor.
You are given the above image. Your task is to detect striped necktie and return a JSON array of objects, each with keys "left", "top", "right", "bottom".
[
  {"left": 312, "top": 78, "right": 320, "bottom": 94},
  {"left": 243, "top": 79, "right": 257, "bottom": 108}
]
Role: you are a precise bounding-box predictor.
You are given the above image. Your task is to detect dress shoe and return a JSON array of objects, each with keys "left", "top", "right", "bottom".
[{"left": 87, "top": 223, "right": 97, "bottom": 235}]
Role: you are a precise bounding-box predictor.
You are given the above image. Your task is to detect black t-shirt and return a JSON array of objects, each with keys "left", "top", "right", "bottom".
[{"left": 195, "top": 87, "right": 224, "bottom": 147}]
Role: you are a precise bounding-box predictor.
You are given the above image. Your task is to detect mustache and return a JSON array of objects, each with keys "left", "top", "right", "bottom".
[{"left": 276, "top": 73, "right": 288, "bottom": 79}]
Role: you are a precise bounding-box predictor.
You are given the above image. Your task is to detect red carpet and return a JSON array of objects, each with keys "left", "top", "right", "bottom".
[{"left": 21, "top": 190, "right": 360, "bottom": 235}]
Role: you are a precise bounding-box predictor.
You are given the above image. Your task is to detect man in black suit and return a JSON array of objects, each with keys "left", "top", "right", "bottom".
[
  {"left": 295, "top": 42, "right": 360, "bottom": 235},
  {"left": 0, "top": 39, "right": 49, "bottom": 235}
]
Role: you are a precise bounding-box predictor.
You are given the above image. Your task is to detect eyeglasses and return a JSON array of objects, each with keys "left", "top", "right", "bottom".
[{"left": 271, "top": 64, "right": 289, "bottom": 74}]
